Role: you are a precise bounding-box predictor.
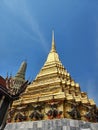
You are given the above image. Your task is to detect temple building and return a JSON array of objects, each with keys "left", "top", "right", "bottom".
[
  {"left": 0, "top": 62, "right": 28, "bottom": 130},
  {"left": 8, "top": 32, "right": 98, "bottom": 123}
]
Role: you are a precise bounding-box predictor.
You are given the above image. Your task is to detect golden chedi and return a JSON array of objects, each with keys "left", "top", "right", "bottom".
[{"left": 8, "top": 31, "right": 98, "bottom": 123}]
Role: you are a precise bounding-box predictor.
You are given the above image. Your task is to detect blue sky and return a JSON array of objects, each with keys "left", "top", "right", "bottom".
[{"left": 0, "top": 0, "right": 98, "bottom": 105}]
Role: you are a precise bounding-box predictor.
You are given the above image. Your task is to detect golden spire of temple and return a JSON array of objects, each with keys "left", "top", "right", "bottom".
[
  {"left": 51, "top": 30, "right": 56, "bottom": 52},
  {"left": 43, "top": 30, "right": 61, "bottom": 65}
]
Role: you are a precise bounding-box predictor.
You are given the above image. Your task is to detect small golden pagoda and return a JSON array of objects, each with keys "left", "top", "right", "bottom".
[{"left": 8, "top": 31, "right": 98, "bottom": 123}]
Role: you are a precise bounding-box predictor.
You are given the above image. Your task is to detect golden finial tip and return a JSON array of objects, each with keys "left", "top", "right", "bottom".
[{"left": 51, "top": 30, "right": 56, "bottom": 52}]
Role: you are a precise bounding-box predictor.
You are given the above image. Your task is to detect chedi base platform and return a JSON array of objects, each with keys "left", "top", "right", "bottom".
[{"left": 5, "top": 118, "right": 98, "bottom": 130}]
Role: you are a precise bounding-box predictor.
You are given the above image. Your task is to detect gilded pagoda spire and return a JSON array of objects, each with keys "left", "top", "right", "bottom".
[
  {"left": 51, "top": 30, "right": 56, "bottom": 52},
  {"left": 11, "top": 31, "right": 97, "bottom": 124},
  {"left": 44, "top": 31, "right": 61, "bottom": 65}
]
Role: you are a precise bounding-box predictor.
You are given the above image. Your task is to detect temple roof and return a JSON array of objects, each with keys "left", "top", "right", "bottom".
[{"left": 0, "top": 76, "right": 6, "bottom": 87}]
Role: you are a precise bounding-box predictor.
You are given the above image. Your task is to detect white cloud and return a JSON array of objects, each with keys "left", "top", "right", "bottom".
[{"left": 3, "top": 0, "right": 49, "bottom": 52}]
